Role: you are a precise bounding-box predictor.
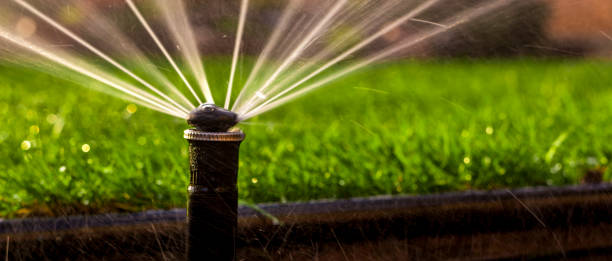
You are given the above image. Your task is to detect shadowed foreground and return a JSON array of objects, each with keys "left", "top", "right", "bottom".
[{"left": 3, "top": 184, "right": 612, "bottom": 260}]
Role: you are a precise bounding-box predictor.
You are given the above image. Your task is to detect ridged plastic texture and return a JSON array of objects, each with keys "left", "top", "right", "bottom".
[{"left": 184, "top": 129, "right": 245, "bottom": 141}]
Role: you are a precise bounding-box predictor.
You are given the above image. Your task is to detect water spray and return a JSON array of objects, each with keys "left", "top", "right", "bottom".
[{"left": 184, "top": 104, "right": 243, "bottom": 260}]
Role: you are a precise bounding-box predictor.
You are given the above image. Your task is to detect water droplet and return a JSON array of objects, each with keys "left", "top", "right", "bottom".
[
  {"left": 81, "top": 144, "right": 90, "bottom": 153},
  {"left": 20, "top": 140, "right": 31, "bottom": 150}
]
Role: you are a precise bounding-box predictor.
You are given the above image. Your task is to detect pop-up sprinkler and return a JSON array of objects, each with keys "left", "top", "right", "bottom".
[{"left": 184, "top": 104, "right": 244, "bottom": 260}]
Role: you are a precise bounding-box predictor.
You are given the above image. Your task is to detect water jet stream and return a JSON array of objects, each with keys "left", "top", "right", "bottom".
[
  {"left": 241, "top": 0, "right": 515, "bottom": 120},
  {"left": 236, "top": 0, "right": 348, "bottom": 112},
  {"left": 225, "top": 0, "right": 249, "bottom": 110},
  {"left": 0, "top": 30, "right": 186, "bottom": 118},
  {"left": 125, "top": 0, "right": 204, "bottom": 105},
  {"left": 235, "top": 0, "right": 403, "bottom": 113},
  {"left": 154, "top": 0, "right": 215, "bottom": 104},
  {"left": 232, "top": 0, "right": 301, "bottom": 108},
  {"left": 12, "top": 0, "right": 191, "bottom": 114},
  {"left": 68, "top": 0, "right": 196, "bottom": 110},
  {"left": 59, "top": 0, "right": 195, "bottom": 109}
]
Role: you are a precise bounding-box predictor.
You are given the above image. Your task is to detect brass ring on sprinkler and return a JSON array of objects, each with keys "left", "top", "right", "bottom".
[{"left": 184, "top": 129, "right": 245, "bottom": 142}]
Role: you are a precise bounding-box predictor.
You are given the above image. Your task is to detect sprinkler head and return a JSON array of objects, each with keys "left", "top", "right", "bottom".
[
  {"left": 184, "top": 106, "right": 244, "bottom": 260},
  {"left": 187, "top": 104, "right": 239, "bottom": 132}
]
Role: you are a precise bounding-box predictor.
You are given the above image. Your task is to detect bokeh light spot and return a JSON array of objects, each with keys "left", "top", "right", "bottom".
[
  {"left": 126, "top": 104, "right": 138, "bottom": 114},
  {"left": 29, "top": 125, "right": 40, "bottom": 135},
  {"left": 20, "top": 140, "right": 31, "bottom": 150},
  {"left": 15, "top": 16, "right": 37, "bottom": 38},
  {"left": 483, "top": 156, "right": 492, "bottom": 166},
  {"left": 81, "top": 144, "right": 91, "bottom": 153},
  {"left": 46, "top": 114, "right": 58, "bottom": 124},
  {"left": 137, "top": 137, "right": 147, "bottom": 145}
]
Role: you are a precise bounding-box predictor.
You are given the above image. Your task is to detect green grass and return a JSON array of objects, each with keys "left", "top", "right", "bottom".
[{"left": 1, "top": 59, "right": 612, "bottom": 218}]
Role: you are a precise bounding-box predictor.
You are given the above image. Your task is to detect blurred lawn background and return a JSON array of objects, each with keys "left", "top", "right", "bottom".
[
  {"left": 1, "top": 58, "right": 611, "bottom": 218},
  {"left": 2, "top": 0, "right": 612, "bottom": 218}
]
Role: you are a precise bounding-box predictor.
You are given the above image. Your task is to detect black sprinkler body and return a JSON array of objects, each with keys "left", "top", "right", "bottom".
[
  {"left": 187, "top": 104, "right": 238, "bottom": 132},
  {"left": 184, "top": 104, "right": 244, "bottom": 261}
]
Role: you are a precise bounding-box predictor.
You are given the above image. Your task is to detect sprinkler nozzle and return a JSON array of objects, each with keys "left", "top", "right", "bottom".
[{"left": 187, "top": 104, "right": 238, "bottom": 132}]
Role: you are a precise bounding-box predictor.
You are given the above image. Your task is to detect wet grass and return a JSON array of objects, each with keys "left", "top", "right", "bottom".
[{"left": 1, "top": 58, "right": 612, "bottom": 217}]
